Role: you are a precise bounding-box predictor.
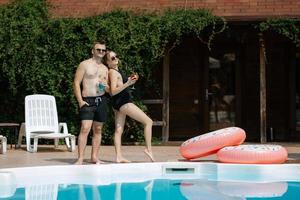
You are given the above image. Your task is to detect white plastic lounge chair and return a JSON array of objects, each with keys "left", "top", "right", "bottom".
[
  {"left": 0, "top": 135, "right": 7, "bottom": 154},
  {"left": 25, "top": 94, "right": 75, "bottom": 152}
]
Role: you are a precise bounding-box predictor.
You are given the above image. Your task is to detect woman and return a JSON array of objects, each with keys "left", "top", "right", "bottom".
[{"left": 103, "top": 50, "right": 155, "bottom": 163}]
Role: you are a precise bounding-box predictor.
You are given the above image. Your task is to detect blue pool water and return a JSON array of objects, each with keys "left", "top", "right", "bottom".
[
  {"left": 1, "top": 163, "right": 300, "bottom": 200},
  {"left": 4, "top": 179, "right": 300, "bottom": 200}
]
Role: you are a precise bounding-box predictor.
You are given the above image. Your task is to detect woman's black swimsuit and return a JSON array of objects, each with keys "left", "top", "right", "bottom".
[{"left": 111, "top": 69, "right": 132, "bottom": 110}]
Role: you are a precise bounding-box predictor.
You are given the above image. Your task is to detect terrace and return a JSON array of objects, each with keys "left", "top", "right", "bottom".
[{"left": 1, "top": 143, "right": 300, "bottom": 169}]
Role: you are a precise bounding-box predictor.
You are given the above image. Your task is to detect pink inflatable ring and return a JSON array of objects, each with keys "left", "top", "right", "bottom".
[
  {"left": 180, "top": 127, "right": 246, "bottom": 160},
  {"left": 217, "top": 145, "right": 288, "bottom": 164}
]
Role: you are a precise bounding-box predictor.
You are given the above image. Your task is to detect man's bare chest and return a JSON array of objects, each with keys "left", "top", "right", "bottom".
[{"left": 85, "top": 65, "right": 106, "bottom": 79}]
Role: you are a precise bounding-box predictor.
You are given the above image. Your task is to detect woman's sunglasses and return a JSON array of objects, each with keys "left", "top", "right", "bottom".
[{"left": 111, "top": 55, "right": 118, "bottom": 61}]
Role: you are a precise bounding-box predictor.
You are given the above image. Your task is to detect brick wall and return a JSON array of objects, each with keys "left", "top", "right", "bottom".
[{"left": 1, "top": 0, "right": 300, "bottom": 19}]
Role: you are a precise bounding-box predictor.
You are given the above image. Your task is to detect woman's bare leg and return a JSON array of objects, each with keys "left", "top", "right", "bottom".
[
  {"left": 114, "top": 110, "right": 130, "bottom": 163},
  {"left": 120, "top": 103, "right": 155, "bottom": 162}
]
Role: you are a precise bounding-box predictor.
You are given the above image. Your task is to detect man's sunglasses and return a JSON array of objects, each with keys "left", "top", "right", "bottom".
[
  {"left": 111, "top": 55, "right": 118, "bottom": 61},
  {"left": 96, "top": 48, "right": 106, "bottom": 53}
]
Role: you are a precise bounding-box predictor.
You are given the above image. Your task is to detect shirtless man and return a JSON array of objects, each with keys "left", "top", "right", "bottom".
[{"left": 73, "top": 42, "right": 109, "bottom": 165}]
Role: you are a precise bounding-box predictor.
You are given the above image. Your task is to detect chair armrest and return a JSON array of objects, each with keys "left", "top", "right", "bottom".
[{"left": 59, "top": 123, "right": 69, "bottom": 134}]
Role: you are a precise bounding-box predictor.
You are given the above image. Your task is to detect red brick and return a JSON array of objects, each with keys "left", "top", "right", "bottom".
[
  {"left": 0, "top": 0, "right": 9, "bottom": 4},
  {"left": 0, "top": 0, "right": 299, "bottom": 19}
]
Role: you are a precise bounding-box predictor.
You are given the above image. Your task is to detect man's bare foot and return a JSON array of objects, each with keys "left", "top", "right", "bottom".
[
  {"left": 91, "top": 159, "right": 105, "bottom": 165},
  {"left": 116, "top": 157, "right": 131, "bottom": 163},
  {"left": 74, "top": 159, "right": 84, "bottom": 165},
  {"left": 144, "top": 149, "right": 155, "bottom": 162}
]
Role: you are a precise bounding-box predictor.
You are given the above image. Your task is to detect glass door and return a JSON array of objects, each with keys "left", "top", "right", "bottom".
[
  {"left": 207, "top": 53, "right": 236, "bottom": 131},
  {"left": 169, "top": 38, "right": 204, "bottom": 139}
]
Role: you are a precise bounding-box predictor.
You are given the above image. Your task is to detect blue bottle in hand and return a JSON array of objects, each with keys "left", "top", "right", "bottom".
[{"left": 98, "top": 83, "right": 106, "bottom": 92}]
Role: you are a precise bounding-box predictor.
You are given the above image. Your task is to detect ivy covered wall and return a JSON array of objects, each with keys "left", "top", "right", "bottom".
[
  {"left": 258, "top": 18, "right": 300, "bottom": 47},
  {"left": 0, "top": 0, "right": 225, "bottom": 143}
]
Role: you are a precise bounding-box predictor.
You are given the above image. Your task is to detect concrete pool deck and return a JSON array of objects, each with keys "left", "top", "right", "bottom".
[{"left": 1, "top": 143, "right": 300, "bottom": 169}]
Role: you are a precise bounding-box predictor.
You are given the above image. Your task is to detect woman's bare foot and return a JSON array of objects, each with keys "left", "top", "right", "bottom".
[
  {"left": 144, "top": 149, "right": 155, "bottom": 162},
  {"left": 116, "top": 157, "right": 131, "bottom": 163},
  {"left": 91, "top": 159, "right": 105, "bottom": 165}
]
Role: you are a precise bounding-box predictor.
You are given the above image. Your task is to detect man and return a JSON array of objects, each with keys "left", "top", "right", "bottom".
[{"left": 73, "top": 41, "right": 109, "bottom": 165}]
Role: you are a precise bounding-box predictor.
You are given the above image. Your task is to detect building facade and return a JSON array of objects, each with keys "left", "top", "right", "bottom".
[
  {"left": 1, "top": 0, "right": 299, "bottom": 142},
  {"left": 1, "top": 0, "right": 299, "bottom": 19}
]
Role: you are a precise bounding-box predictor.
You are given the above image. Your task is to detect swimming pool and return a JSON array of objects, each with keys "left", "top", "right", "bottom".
[{"left": 1, "top": 162, "right": 300, "bottom": 199}]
